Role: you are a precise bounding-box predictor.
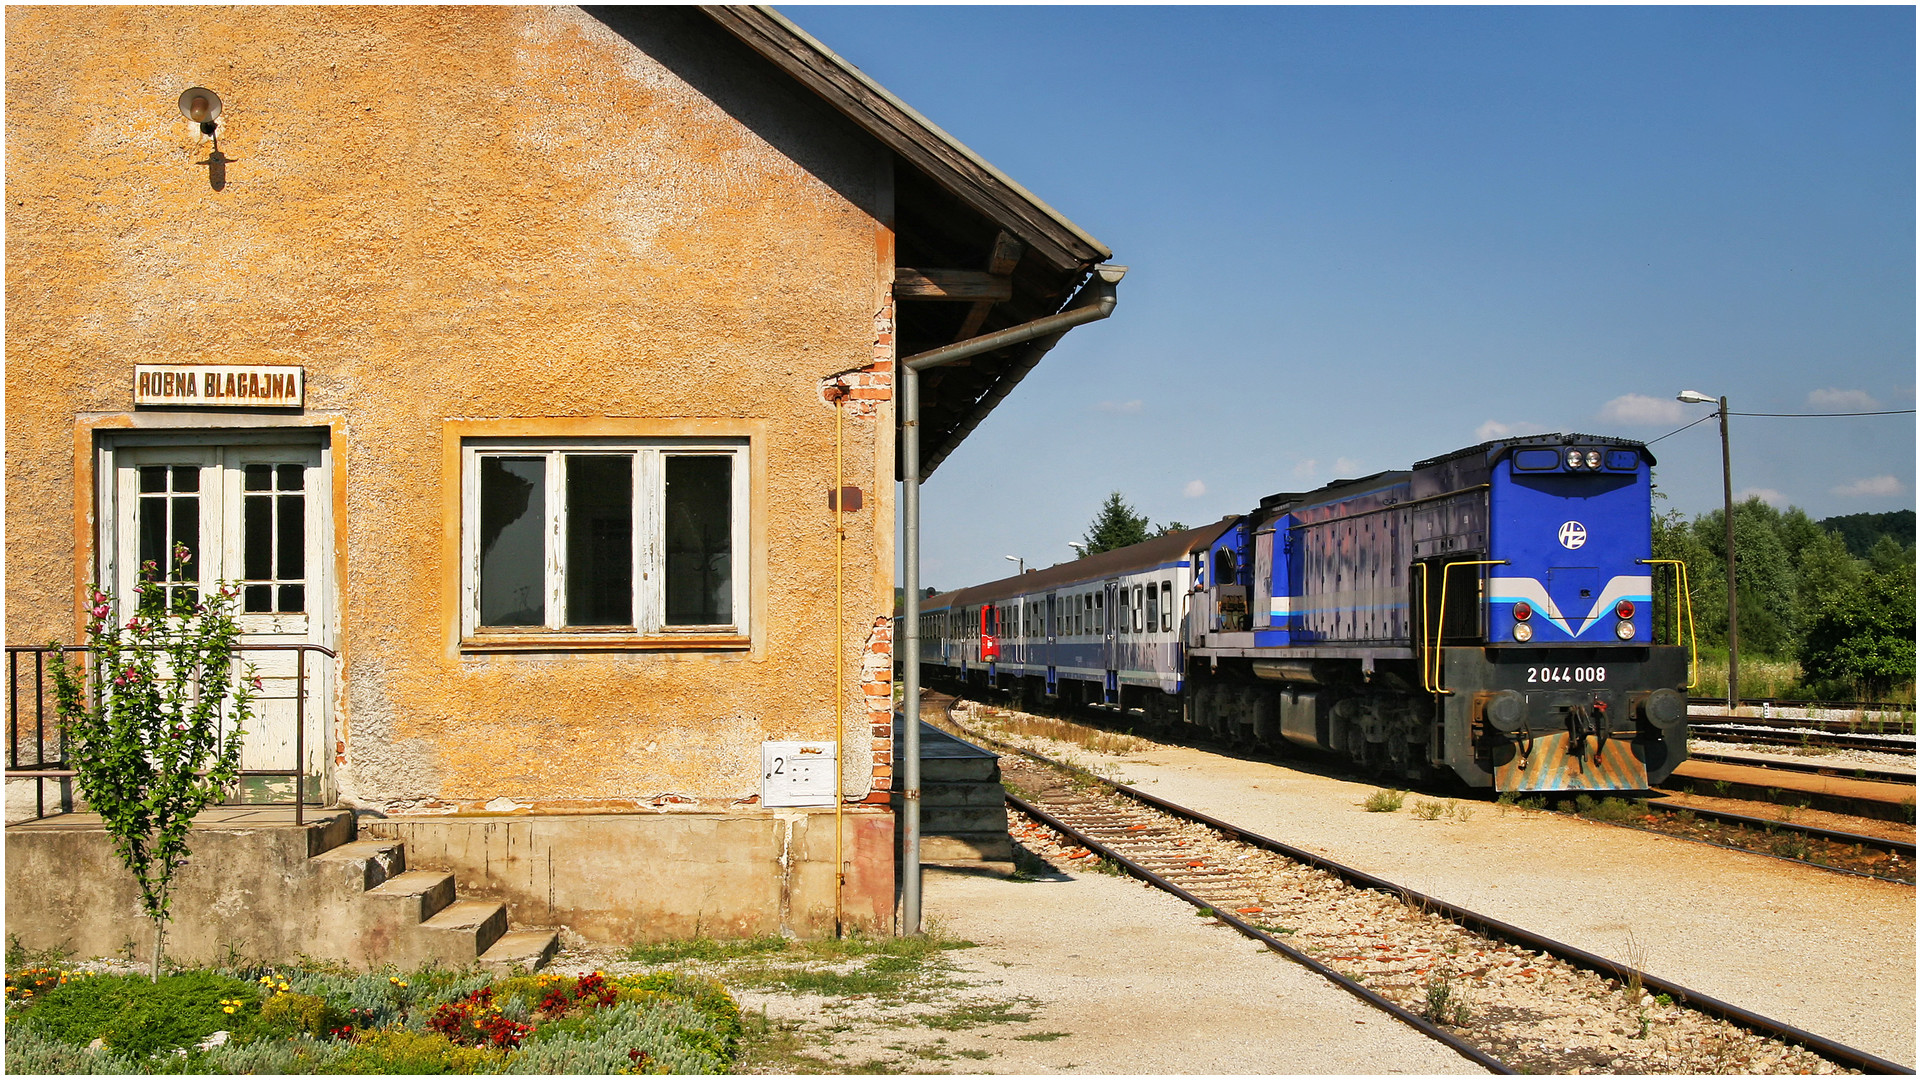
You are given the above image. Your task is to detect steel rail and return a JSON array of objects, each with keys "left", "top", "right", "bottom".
[
  {"left": 1640, "top": 799, "right": 1916, "bottom": 861},
  {"left": 967, "top": 712, "right": 1914, "bottom": 1076},
  {"left": 1004, "top": 791, "right": 1515, "bottom": 1075}
]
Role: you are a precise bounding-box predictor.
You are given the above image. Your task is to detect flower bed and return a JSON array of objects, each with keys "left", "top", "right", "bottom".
[{"left": 3, "top": 964, "right": 741, "bottom": 1074}]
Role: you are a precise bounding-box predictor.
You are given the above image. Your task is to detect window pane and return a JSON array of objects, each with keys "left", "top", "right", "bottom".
[
  {"left": 479, "top": 456, "right": 546, "bottom": 626},
  {"left": 276, "top": 494, "right": 304, "bottom": 580},
  {"left": 244, "top": 495, "right": 273, "bottom": 579},
  {"left": 245, "top": 463, "right": 273, "bottom": 491},
  {"left": 278, "top": 584, "right": 305, "bottom": 613},
  {"left": 1145, "top": 584, "right": 1159, "bottom": 633},
  {"left": 1162, "top": 582, "right": 1174, "bottom": 632},
  {"left": 172, "top": 466, "right": 199, "bottom": 493},
  {"left": 140, "top": 466, "right": 168, "bottom": 494},
  {"left": 277, "top": 464, "right": 303, "bottom": 491},
  {"left": 139, "top": 495, "right": 168, "bottom": 572},
  {"left": 565, "top": 455, "right": 633, "bottom": 626},
  {"left": 170, "top": 496, "right": 199, "bottom": 576},
  {"left": 664, "top": 456, "right": 733, "bottom": 625},
  {"left": 245, "top": 584, "right": 272, "bottom": 613}
]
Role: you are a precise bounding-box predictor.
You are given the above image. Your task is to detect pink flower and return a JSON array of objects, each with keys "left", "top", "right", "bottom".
[{"left": 250, "top": 676, "right": 264, "bottom": 692}]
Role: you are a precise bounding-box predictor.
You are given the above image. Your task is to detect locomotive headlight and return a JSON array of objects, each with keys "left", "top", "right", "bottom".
[
  {"left": 1584, "top": 450, "right": 1602, "bottom": 469},
  {"left": 1565, "top": 448, "right": 1583, "bottom": 469},
  {"left": 1513, "top": 622, "right": 1534, "bottom": 642},
  {"left": 1615, "top": 619, "right": 1635, "bottom": 640}
]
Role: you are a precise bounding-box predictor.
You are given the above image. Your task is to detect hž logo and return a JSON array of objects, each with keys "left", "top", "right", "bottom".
[{"left": 1558, "top": 521, "right": 1588, "bottom": 550}]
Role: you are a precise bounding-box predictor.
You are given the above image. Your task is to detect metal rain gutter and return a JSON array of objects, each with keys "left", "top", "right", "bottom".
[{"left": 898, "top": 264, "right": 1125, "bottom": 934}]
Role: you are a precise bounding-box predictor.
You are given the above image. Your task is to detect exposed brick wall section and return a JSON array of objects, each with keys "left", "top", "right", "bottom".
[
  {"left": 859, "top": 614, "right": 893, "bottom": 804},
  {"left": 818, "top": 298, "right": 895, "bottom": 415}
]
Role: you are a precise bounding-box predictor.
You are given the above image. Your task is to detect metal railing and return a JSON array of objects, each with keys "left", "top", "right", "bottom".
[{"left": 6, "top": 642, "right": 336, "bottom": 826}]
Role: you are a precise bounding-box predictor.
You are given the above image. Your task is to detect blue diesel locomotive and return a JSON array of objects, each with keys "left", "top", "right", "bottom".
[{"left": 917, "top": 433, "right": 1696, "bottom": 792}]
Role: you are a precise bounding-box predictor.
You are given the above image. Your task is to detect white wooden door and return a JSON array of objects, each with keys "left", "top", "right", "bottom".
[{"left": 110, "top": 441, "right": 331, "bottom": 804}]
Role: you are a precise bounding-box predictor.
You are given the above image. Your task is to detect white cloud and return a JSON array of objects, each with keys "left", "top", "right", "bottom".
[
  {"left": 1599, "top": 394, "right": 1687, "bottom": 426},
  {"left": 1093, "top": 399, "right": 1143, "bottom": 414},
  {"left": 1182, "top": 479, "right": 1207, "bottom": 498},
  {"left": 1476, "top": 419, "right": 1541, "bottom": 442},
  {"left": 1737, "top": 487, "right": 1787, "bottom": 506},
  {"left": 1807, "top": 388, "right": 1879, "bottom": 411},
  {"left": 1831, "top": 475, "right": 1906, "bottom": 498}
]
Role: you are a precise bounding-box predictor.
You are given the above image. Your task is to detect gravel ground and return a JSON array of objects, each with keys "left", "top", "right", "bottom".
[
  {"left": 953, "top": 703, "right": 1916, "bottom": 1068},
  {"left": 549, "top": 860, "right": 1483, "bottom": 1074}
]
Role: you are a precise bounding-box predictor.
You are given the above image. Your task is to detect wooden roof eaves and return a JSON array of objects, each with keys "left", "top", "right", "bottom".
[{"left": 699, "top": 5, "right": 1113, "bottom": 272}]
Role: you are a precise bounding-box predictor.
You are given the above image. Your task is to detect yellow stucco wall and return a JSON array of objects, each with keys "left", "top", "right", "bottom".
[{"left": 6, "top": 7, "right": 898, "bottom": 811}]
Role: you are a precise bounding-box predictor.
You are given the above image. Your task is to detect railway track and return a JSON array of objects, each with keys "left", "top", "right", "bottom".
[
  {"left": 1689, "top": 712, "right": 1916, "bottom": 737},
  {"left": 1687, "top": 723, "right": 1915, "bottom": 755},
  {"left": 934, "top": 696, "right": 1910, "bottom": 1074},
  {"left": 1682, "top": 748, "right": 1914, "bottom": 784},
  {"left": 948, "top": 682, "right": 1914, "bottom": 868}
]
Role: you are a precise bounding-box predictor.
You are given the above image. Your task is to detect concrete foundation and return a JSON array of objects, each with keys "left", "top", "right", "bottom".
[{"left": 361, "top": 807, "right": 896, "bottom": 942}]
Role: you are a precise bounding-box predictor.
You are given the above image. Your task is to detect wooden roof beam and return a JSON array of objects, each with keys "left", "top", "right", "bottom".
[{"left": 895, "top": 268, "right": 1014, "bottom": 301}]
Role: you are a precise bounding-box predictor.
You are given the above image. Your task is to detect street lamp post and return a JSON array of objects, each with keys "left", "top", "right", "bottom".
[
  {"left": 1067, "top": 541, "right": 1086, "bottom": 557},
  {"left": 1678, "top": 389, "right": 1738, "bottom": 710},
  {"left": 1004, "top": 554, "right": 1024, "bottom": 576}
]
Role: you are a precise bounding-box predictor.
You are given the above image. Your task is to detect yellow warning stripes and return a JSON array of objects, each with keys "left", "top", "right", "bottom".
[{"left": 1494, "top": 731, "right": 1650, "bottom": 792}]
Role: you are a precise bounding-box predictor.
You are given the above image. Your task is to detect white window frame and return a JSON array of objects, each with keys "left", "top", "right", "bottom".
[{"left": 460, "top": 437, "right": 750, "bottom": 643}]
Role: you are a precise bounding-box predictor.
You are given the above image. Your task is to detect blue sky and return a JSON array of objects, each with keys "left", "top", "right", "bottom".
[{"left": 779, "top": 6, "right": 1916, "bottom": 591}]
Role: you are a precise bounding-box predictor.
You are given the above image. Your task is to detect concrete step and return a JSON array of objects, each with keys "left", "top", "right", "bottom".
[
  {"left": 920, "top": 757, "right": 1001, "bottom": 783},
  {"left": 918, "top": 804, "right": 1010, "bottom": 834},
  {"left": 919, "top": 783, "right": 1008, "bottom": 808},
  {"left": 921, "top": 832, "right": 1014, "bottom": 863},
  {"left": 365, "top": 869, "right": 456, "bottom": 922},
  {"left": 420, "top": 899, "right": 509, "bottom": 959},
  {"left": 310, "top": 839, "right": 406, "bottom": 890},
  {"left": 479, "top": 929, "right": 560, "bottom": 975}
]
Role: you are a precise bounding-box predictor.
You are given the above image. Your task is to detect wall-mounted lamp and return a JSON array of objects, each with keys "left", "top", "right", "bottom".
[{"left": 177, "top": 87, "right": 222, "bottom": 134}]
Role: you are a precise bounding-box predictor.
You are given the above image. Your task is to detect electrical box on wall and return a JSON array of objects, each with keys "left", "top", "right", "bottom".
[{"left": 760, "top": 741, "right": 837, "bottom": 807}]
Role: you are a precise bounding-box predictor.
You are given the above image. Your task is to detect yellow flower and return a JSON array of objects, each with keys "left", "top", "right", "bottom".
[{"left": 223, "top": 1005, "right": 236, "bottom": 1014}]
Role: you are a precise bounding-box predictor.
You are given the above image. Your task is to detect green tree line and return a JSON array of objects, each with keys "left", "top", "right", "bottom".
[{"left": 1652, "top": 502, "right": 1914, "bottom": 700}]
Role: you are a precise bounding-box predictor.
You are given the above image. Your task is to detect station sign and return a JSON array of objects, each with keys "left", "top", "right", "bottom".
[{"left": 134, "top": 364, "right": 304, "bottom": 408}]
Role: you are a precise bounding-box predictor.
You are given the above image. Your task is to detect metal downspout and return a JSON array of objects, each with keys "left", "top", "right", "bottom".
[{"left": 898, "top": 264, "right": 1125, "bottom": 935}]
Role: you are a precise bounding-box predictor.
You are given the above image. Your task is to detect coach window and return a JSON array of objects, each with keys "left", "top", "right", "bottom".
[
  {"left": 1094, "top": 592, "right": 1104, "bottom": 634},
  {"left": 1144, "top": 582, "right": 1158, "bottom": 634},
  {"left": 1161, "top": 581, "right": 1174, "bottom": 632},
  {"left": 462, "top": 439, "right": 747, "bottom": 642}
]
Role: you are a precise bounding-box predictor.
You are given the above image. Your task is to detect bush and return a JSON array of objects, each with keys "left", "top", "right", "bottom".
[
  {"left": 13, "top": 971, "right": 261, "bottom": 1059},
  {"left": 1363, "top": 789, "right": 1405, "bottom": 813}
]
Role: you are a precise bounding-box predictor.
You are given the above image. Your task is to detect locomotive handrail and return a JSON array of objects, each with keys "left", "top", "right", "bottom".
[
  {"left": 1413, "top": 562, "right": 1433, "bottom": 692},
  {"left": 1637, "top": 558, "right": 1699, "bottom": 689},
  {"left": 1431, "top": 559, "right": 1507, "bottom": 694}
]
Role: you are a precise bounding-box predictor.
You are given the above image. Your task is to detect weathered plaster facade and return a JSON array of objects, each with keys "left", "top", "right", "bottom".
[{"left": 8, "top": 7, "right": 898, "bottom": 935}]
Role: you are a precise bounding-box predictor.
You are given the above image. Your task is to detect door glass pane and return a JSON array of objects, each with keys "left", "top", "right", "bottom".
[
  {"left": 565, "top": 455, "right": 633, "bottom": 626},
  {"left": 245, "top": 495, "right": 273, "bottom": 580},
  {"left": 1145, "top": 584, "right": 1159, "bottom": 633},
  {"left": 137, "top": 465, "right": 201, "bottom": 613},
  {"left": 664, "top": 455, "right": 732, "bottom": 626},
  {"left": 276, "top": 494, "right": 304, "bottom": 581},
  {"left": 479, "top": 456, "right": 546, "bottom": 627}
]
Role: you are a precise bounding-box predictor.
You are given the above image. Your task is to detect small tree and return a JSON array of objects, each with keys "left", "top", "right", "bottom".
[
  {"left": 48, "top": 546, "right": 258, "bottom": 981},
  {"left": 1080, "top": 492, "right": 1153, "bottom": 556}
]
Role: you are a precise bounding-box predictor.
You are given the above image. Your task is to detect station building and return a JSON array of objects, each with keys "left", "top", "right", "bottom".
[{"left": 5, "top": 6, "right": 1113, "bottom": 951}]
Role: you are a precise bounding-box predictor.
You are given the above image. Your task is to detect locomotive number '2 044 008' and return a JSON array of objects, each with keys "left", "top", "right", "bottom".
[{"left": 1527, "top": 666, "right": 1607, "bottom": 684}]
